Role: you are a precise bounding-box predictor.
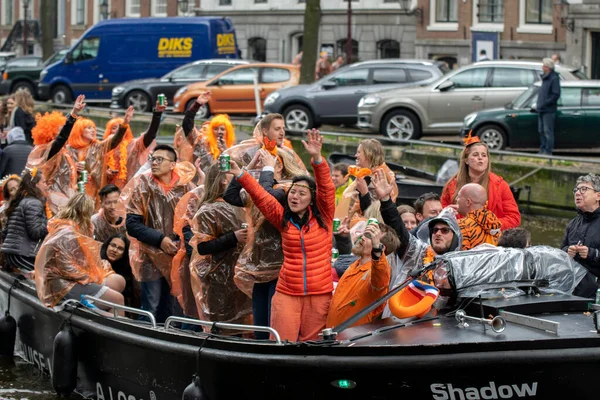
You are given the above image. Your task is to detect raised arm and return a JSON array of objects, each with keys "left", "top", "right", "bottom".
[
  {"left": 109, "top": 106, "right": 134, "bottom": 151},
  {"left": 142, "top": 100, "right": 167, "bottom": 149},
  {"left": 183, "top": 91, "right": 210, "bottom": 140},
  {"left": 47, "top": 95, "right": 86, "bottom": 160},
  {"left": 302, "top": 129, "right": 335, "bottom": 224}
]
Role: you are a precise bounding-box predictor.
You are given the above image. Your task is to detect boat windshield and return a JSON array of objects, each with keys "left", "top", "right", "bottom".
[{"left": 511, "top": 86, "right": 538, "bottom": 109}]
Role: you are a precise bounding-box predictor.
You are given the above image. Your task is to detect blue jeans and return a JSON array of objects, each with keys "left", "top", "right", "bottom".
[
  {"left": 538, "top": 112, "right": 556, "bottom": 154},
  {"left": 252, "top": 279, "right": 278, "bottom": 339},
  {"left": 140, "top": 277, "right": 175, "bottom": 324}
]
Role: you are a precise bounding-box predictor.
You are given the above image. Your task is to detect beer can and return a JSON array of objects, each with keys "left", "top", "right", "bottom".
[
  {"left": 332, "top": 218, "right": 341, "bottom": 233},
  {"left": 219, "top": 154, "right": 230, "bottom": 172},
  {"left": 331, "top": 248, "right": 339, "bottom": 261},
  {"left": 596, "top": 288, "right": 600, "bottom": 305},
  {"left": 241, "top": 223, "right": 249, "bottom": 229},
  {"left": 367, "top": 218, "right": 379, "bottom": 226},
  {"left": 78, "top": 181, "right": 85, "bottom": 193},
  {"left": 81, "top": 170, "right": 88, "bottom": 183},
  {"left": 157, "top": 93, "right": 166, "bottom": 106}
]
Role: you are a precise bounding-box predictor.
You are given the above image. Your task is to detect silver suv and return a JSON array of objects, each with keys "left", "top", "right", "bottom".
[{"left": 357, "top": 61, "right": 585, "bottom": 140}]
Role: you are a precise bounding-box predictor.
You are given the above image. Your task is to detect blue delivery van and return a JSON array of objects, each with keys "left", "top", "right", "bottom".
[{"left": 37, "top": 17, "right": 239, "bottom": 104}]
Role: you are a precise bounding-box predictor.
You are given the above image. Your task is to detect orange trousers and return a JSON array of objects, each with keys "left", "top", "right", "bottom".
[{"left": 270, "top": 291, "right": 332, "bottom": 342}]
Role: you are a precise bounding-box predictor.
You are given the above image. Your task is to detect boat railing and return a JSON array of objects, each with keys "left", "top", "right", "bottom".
[
  {"left": 82, "top": 295, "right": 157, "bottom": 328},
  {"left": 164, "top": 316, "right": 283, "bottom": 345}
]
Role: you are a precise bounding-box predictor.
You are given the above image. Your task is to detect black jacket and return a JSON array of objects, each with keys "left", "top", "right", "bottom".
[
  {"left": 223, "top": 170, "right": 286, "bottom": 207},
  {"left": 0, "top": 140, "right": 33, "bottom": 176},
  {"left": 1, "top": 197, "right": 48, "bottom": 257},
  {"left": 12, "top": 108, "right": 35, "bottom": 144},
  {"left": 536, "top": 70, "right": 561, "bottom": 113},
  {"left": 562, "top": 207, "right": 600, "bottom": 297}
]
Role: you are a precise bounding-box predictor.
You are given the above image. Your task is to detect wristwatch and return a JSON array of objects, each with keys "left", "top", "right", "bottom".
[{"left": 371, "top": 243, "right": 384, "bottom": 260}]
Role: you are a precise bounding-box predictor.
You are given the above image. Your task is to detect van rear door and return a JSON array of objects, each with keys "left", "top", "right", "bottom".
[{"left": 67, "top": 36, "right": 102, "bottom": 100}]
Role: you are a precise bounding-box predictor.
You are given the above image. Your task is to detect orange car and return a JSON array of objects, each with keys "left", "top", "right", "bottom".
[{"left": 173, "top": 63, "right": 299, "bottom": 117}]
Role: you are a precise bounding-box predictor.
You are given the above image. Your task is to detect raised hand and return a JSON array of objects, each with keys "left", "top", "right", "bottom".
[
  {"left": 372, "top": 168, "right": 393, "bottom": 201},
  {"left": 123, "top": 105, "right": 134, "bottom": 125},
  {"left": 301, "top": 128, "right": 323, "bottom": 162},
  {"left": 155, "top": 99, "right": 168, "bottom": 113},
  {"left": 226, "top": 160, "right": 242, "bottom": 177},
  {"left": 196, "top": 91, "right": 211, "bottom": 105},
  {"left": 356, "top": 177, "right": 368, "bottom": 196},
  {"left": 336, "top": 216, "right": 350, "bottom": 237},
  {"left": 364, "top": 224, "right": 381, "bottom": 249},
  {"left": 259, "top": 149, "right": 277, "bottom": 168},
  {"left": 71, "top": 95, "right": 86, "bottom": 116},
  {"left": 234, "top": 228, "right": 249, "bottom": 244},
  {"left": 247, "top": 150, "right": 262, "bottom": 170}
]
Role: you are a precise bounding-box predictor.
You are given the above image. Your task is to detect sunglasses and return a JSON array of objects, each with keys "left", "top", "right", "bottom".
[{"left": 432, "top": 227, "right": 451, "bottom": 235}]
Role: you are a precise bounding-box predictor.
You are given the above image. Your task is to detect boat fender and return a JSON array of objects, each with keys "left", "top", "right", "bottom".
[
  {"left": 182, "top": 374, "right": 209, "bottom": 400},
  {"left": 0, "top": 311, "right": 16, "bottom": 357},
  {"left": 388, "top": 280, "right": 439, "bottom": 319},
  {"left": 51, "top": 321, "right": 78, "bottom": 396}
]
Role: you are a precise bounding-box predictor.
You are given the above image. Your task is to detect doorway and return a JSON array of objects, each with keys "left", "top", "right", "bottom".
[{"left": 591, "top": 32, "right": 600, "bottom": 79}]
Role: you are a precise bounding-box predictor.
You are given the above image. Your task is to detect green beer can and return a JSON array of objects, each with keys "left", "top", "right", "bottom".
[
  {"left": 219, "top": 154, "right": 230, "bottom": 172},
  {"left": 78, "top": 181, "right": 85, "bottom": 193},
  {"left": 157, "top": 93, "right": 166, "bottom": 106},
  {"left": 332, "top": 218, "right": 341, "bottom": 233},
  {"left": 367, "top": 218, "right": 379, "bottom": 226},
  {"left": 332, "top": 248, "right": 339, "bottom": 261}
]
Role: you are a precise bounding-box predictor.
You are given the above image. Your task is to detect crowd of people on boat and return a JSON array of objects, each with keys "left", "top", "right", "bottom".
[{"left": 0, "top": 90, "right": 599, "bottom": 342}]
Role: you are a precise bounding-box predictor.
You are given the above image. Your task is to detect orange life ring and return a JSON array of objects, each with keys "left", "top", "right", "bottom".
[{"left": 389, "top": 280, "right": 439, "bottom": 319}]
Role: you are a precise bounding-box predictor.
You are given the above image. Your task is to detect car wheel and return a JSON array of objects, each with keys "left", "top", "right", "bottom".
[
  {"left": 186, "top": 99, "right": 210, "bottom": 119},
  {"left": 51, "top": 85, "right": 72, "bottom": 105},
  {"left": 126, "top": 91, "right": 151, "bottom": 113},
  {"left": 283, "top": 105, "right": 313, "bottom": 131},
  {"left": 381, "top": 109, "right": 421, "bottom": 141},
  {"left": 476, "top": 124, "right": 507, "bottom": 150},
  {"left": 12, "top": 81, "right": 35, "bottom": 96}
]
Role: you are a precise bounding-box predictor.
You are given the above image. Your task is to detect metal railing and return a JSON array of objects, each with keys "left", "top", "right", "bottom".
[
  {"left": 164, "top": 316, "right": 283, "bottom": 345},
  {"left": 82, "top": 295, "right": 157, "bottom": 328}
]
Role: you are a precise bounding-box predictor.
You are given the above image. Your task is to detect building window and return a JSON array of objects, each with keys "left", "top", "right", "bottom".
[
  {"left": 377, "top": 40, "right": 400, "bottom": 59},
  {"left": 127, "top": 0, "right": 141, "bottom": 16},
  {"left": 248, "top": 37, "right": 267, "bottom": 62},
  {"left": 76, "top": 0, "right": 85, "bottom": 25},
  {"left": 478, "top": 0, "right": 504, "bottom": 23},
  {"left": 336, "top": 39, "right": 359, "bottom": 62},
  {"left": 436, "top": 0, "right": 458, "bottom": 22},
  {"left": 153, "top": 0, "right": 168, "bottom": 16},
  {"left": 4, "top": 1, "right": 13, "bottom": 25},
  {"left": 525, "top": 0, "right": 552, "bottom": 24},
  {"left": 219, "top": 0, "right": 232, "bottom": 5}
]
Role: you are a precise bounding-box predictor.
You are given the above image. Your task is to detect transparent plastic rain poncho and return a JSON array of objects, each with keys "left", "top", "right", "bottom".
[
  {"left": 344, "top": 163, "right": 399, "bottom": 221},
  {"left": 91, "top": 208, "right": 127, "bottom": 244},
  {"left": 27, "top": 144, "right": 77, "bottom": 215},
  {"left": 173, "top": 125, "right": 202, "bottom": 164},
  {"left": 189, "top": 200, "right": 252, "bottom": 324},
  {"left": 34, "top": 219, "right": 115, "bottom": 307},
  {"left": 171, "top": 185, "right": 205, "bottom": 318},
  {"left": 433, "top": 244, "right": 588, "bottom": 300},
  {"left": 67, "top": 139, "right": 115, "bottom": 205},
  {"left": 121, "top": 162, "right": 196, "bottom": 283}
]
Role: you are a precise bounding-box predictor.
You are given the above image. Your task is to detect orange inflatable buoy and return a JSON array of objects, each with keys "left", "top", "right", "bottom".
[{"left": 389, "top": 280, "right": 439, "bottom": 319}]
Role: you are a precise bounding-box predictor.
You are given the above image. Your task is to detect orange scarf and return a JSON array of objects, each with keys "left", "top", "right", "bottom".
[
  {"left": 152, "top": 171, "right": 180, "bottom": 195},
  {"left": 421, "top": 246, "right": 436, "bottom": 284}
]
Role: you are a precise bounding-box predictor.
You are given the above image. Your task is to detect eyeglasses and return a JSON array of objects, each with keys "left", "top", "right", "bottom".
[
  {"left": 148, "top": 156, "right": 174, "bottom": 165},
  {"left": 572, "top": 186, "right": 597, "bottom": 195},
  {"left": 432, "top": 227, "right": 451, "bottom": 235}
]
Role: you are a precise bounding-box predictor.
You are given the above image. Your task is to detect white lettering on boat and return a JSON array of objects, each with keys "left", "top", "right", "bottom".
[
  {"left": 96, "top": 382, "right": 149, "bottom": 400},
  {"left": 19, "top": 342, "right": 52, "bottom": 376},
  {"left": 430, "top": 381, "right": 538, "bottom": 399}
]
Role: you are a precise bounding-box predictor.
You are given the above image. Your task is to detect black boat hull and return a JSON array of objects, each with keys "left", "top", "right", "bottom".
[{"left": 1, "top": 271, "right": 600, "bottom": 399}]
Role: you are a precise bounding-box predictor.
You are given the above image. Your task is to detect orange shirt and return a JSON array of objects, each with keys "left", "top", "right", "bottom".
[{"left": 325, "top": 256, "right": 390, "bottom": 328}]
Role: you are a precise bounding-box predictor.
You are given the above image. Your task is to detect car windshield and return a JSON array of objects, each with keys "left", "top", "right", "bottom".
[
  {"left": 437, "top": 63, "right": 451, "bottom": 75},
  {"left": 572, "top": 69, "right": 588, "bottom": 80},
  {"left": 44, "top": 51, "right": 68, "bottom": 66},
  {"left": 511, "top": 86, "right": 538, "bottom": 109}
]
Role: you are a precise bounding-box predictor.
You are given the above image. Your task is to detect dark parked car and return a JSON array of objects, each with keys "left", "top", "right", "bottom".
[
  {"left": 460, "top": 80, "right": 600, "bottom": 150},
  {"left": 0, "top": 50, "right": 68, "bottom": 96},
  {"left": 262, "top": 59, "right": 449, "bottom": 131},
  {"left": 0, "top": 52, "right": 17, "bottom": 75},
  {"left": 110, "top": 59, "right": 249, "bottom": 112}
]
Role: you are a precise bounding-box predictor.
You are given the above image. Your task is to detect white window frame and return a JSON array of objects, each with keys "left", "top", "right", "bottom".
[
  {"left": 427, "top": 0, "right": 459, "bottom": 32},
  {"left": 471, "top": 0, "right": 504, "bottom": 32},
  {"left": 152, "top": 0, "right": 168, "bottom": 17},
  {"left": 517, "top": 0, "right": 553, "bottom": 34},
  {"left": 93, "top": 0, "right": 111, "bottom": 24},
  {"left": 70, "top": 0, "right": 87, "bottom": 26},
  {"left": 2, "top": 0, "right": 13, "bottom": 26},
  {"left": 126, "top": 0, "right": 141, "bottom": 17}
]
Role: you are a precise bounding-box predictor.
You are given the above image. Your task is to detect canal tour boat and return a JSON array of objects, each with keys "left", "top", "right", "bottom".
[{"left": 0, "top": 244, "right": 599, "bottom": 400}]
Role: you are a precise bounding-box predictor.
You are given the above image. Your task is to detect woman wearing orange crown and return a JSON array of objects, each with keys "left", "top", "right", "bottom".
[{"left": 441, "top": 132, "right": 521, "bottom": 230}]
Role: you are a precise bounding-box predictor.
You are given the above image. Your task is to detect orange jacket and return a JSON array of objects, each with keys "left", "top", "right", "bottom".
[
  {"left": 441, "top": 172, "right": 521, "bottom": 230},
  {"left": 326, "top": 256, "right": 390, "bottom": 328},
  {"left": 238, "top": 159, "right": 335, "bottom": 296}
]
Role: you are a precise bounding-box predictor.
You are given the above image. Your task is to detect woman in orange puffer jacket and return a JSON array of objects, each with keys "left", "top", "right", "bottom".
[{"left": 229, "top": 130, "right": 335, "bottom": 342}]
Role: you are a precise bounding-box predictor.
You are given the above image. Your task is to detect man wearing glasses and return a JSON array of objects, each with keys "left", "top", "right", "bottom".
[
  {"left": 563, "top": 173, "right": 600, "bottom": 299},
  {"left": 125, "top": 144, "right": 195, "bottom": 322}
]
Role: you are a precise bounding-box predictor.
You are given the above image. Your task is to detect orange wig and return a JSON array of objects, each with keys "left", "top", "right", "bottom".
[
  {"left": 31, "top": 111, "right": 67, "bottom": 146},
  {"left": 104, "top": 118, "right": 134, "bottom": 181},
  {"left": 206, "top": 114, "right": 235, "bottom": 159},
  {"left": 68, "top": 118, "right": 98, "bottom": 149}
]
